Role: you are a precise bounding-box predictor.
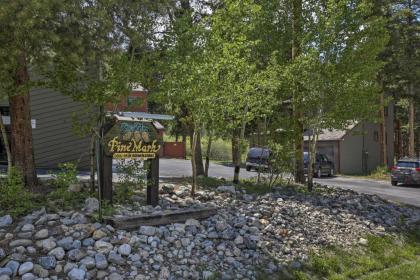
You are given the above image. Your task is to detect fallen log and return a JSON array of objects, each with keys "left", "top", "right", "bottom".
[{"left": 104, "top": 207, "right": 217, "bottom": 230}]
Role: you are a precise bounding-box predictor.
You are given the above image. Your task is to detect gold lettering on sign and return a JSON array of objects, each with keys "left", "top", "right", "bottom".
[{"left": 107, "top": 137, "right": 161, "bottom": 159}]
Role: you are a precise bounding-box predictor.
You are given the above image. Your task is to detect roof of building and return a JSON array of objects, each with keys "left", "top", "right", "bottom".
[{"left": 303, "top": 123, "right": 357, "bottom": 141}]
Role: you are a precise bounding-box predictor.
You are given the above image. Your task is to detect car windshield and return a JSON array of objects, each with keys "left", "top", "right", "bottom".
[
  {"left": 396, "top": 161, "right": 419, "bottom": 168},
  {"left": 248, "top": 148, "right": 269, "bottom": 158}
]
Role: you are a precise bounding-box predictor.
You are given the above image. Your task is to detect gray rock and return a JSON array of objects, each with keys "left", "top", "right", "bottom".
[
  {"left": 234, "top": 235, "right": 244, "bottom": 245},
  {"left": 0, "top": 268, "right": 12, "bottom": 277},
  {"left": 48, "top": 247, "right": 65, "bottom": 260},
  {"left": 0, "top": 248, "right": 6, "bottom": 261},
  {"left": 216, "top": 220, "right": 228, "bottom": 232},
  {"left": 80, "top": 256, "right": 96, "bottom": 269},
  {"left": 38, "top": 256, "right": 57, "bottom": 270},
  {"left": 95, "top": 253, "right": 108, "bottom": 270},
  {"left": 0, "top": 215, "right": 12, "bottom": 228},
  {"left": 0, "top": 275, "right": 10, "bottom": 280},
  {"left": 5, "top": 260, "right": 19, "bottom": 276},
  {"left": 21, "top": 273, "right": 36, "bottom": 280},
  {"left": 18, "top": 262, "right": 34, "bottom": 275},
  {"left": 84, "top": 198, "right": 99, "bottom": 213},
  {"left": 108, "top": 251, "right": 124, "bottom": 265},
  {"left": 21, "top": 224, "right": 34, "bottom": 232},
  {"left": 70, "top": 212, "right": 87, "bottom": 224},
  {"left": 118, "top": 244, "right": 131, "bottom": 256},
  {"left": 57, "top": 237, "right": 74, "bottom": 250},
  {"left": 68, "top": 268, "right": 86, "bottom": 280},
  {"left": 17, "top": 232, "right": 32, "bottom": 239},
  {"left": 35, "top": 215, "right": 47, "bottom": 225},
  {"left": 9, "top": 239, "right": 32, "bottom": 247},
  {"left": 72, "top": 239, "right": 82, "bottom": 249},
  {"left": 34, "top": 229, "right": 49, "bottom": 239},
  {"left": 159, "top": 266, "right": 170, "bottom": 279},
  {"left": 108, "top": 272, "right": 123, "bottom": 280},
  {"left": 63, "top": 263, "right": 77, "bottom": 274},
  {"left": 162, "top": 184, "right": 175, "bottom": 194},
  {"left": 41, "top": 238, "right": 57, "bottom": 251},
  {"left": 94, "top": 241, "right": 113, "bottom": 254},
  {"left": 139, "top": 226, "right": 156, "bottom": 236},
  {"left": 27, "top": 246, "right": 36, "bottom": 254},
  {"left": 216, "top": 185, "right": 236, "bottom": 194},
  {"left": 82, "top": 238, "right": 95, "bottom": 247},
  {"left": 68, "top": 249, "right": 86, "bottom": 261},
  {"left": 33, "top": 264, "right": 48, "bottom": 278}
]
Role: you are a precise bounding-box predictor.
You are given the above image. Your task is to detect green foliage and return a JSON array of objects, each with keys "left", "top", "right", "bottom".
[
  {"left": 47, "top": 162, "right": 88, "bottom": 211},
  {"left": 46, "top": 185, "right": 89, "bottom": 211},
  {"left": 294, "top": 233, "right": 420, "bottom": 280},
  {"left": 0, "top": 167, "right": 33, "bottom": 217},
  {"left": 114, "top": 159, "right": 146, "bottom": 203},
  {"left": 369, "top": 165, "right": 391, "bottom": 181},
  {"left": 51, "top": 162, "right": 78, "bottom": 188}
]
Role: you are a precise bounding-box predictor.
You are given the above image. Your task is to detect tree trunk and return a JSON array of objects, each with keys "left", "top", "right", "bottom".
[
  {"left": 0, "top": 111, "right": 12, "bottom": 176},
  {"left": 204, "top": 131, "right": 213, "bottom": 177},
  {"left": 379, "top": 92, "right": 387, "bottom": 165},
  {"left": 408, "top": 93, "right": 415, "bottom": 157},
  {"left": 89, "top": 132, "right": 96, "bottom": 193},
  {"left": 292, "top": 0, "right": 305, "bottom": 184},
  {"left": 195, "top": 131, "right": 205, "bottom": 176},
  {"left": 10, "top": 56, "right": 38, "bottom": 189},
  {"left": 182, "top": 133, "right": 187, "bottom": 159},
  {"left": 190, "top": 128, "right": 198, "bottom": 197},
  {"left": 232, "top": 128, "right": 241, "bottom": 184},
  {"left": 307, "top": 130, "right": 318, "bottom": 192},
  {"left": 394, "top": 101, "right": 402, "bottom": 161}
]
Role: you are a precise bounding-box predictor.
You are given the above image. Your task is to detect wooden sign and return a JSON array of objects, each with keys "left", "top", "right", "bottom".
[{"left": 103, "top": 120, "right": 161, "bottom": 159}]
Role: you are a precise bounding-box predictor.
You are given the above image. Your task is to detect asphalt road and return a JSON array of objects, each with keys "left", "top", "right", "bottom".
[{"left": 159, "top": 159, "right": 420, "bottom": 208}]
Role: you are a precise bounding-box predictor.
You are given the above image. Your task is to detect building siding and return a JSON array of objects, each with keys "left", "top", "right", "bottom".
[
  {"left": 30, "top": 88, "right": 96, "bottom": 170},
  {"left": 339, "top": 122, "right": 382, "bottom": 174}
]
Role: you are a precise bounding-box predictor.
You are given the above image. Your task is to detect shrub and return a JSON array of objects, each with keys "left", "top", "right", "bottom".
[
  {"left": 0, "top": 167, "right": 32, "bottom": 217},
  {"left": 51, "top": 162, "right": 78, "bottom": 188}
]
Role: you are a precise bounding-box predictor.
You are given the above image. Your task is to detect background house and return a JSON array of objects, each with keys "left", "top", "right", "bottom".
[
  {"left": 0, "top": 85, "right": 153, "bottom": 171},
  {"left": 304, "top": 113, "right": 394, "bottom": 175}
]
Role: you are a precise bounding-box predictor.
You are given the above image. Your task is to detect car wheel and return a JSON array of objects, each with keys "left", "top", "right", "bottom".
[
  {"left": 246, "top": 166, "right": 252, "bottom": 172},
  {"left": 391, "top": 181, "right": 398, "bottom": 186}
]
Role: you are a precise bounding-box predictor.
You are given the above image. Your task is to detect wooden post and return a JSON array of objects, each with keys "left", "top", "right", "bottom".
[
  {"left": 102, "top": 154, "right": 113, "bottom": 203},
  {"left": 147, "top": 156, "right": 159, "bottom": 206}
]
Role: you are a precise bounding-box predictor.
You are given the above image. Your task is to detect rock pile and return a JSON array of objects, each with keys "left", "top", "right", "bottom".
[{"left": 0, "top": 184, "right": 419, "bottom": 280}]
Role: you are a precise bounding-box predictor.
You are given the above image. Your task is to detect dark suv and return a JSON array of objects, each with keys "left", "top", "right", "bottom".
[
  {"left": 391, "top": 158, "right": 420, "bottom": 186},
  {"left": 304, "top": 152, "right": 334, "bottom": 177},
  {"left": 245, "top": 147, "right": 270, "bottom": 171}
]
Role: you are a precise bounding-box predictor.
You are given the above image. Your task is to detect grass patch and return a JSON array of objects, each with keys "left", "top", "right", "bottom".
[
  {"left": 343, "top": 165, "right": 390, "bottom": 181},
  {"left": 293, "top": 231, "right": 420, "bottom": 280}
]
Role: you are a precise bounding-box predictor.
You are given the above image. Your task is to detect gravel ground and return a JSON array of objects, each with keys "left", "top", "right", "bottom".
[{"left": 0, "top": 183, "right": 419, "bottom": 280}]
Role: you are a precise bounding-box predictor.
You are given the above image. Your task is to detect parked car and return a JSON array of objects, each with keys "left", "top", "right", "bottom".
[
  {"left": 303, "top": 152, "right": 334, "bottom": 177},
  {"left": 390, "top": 158, "right": 420, "bottom": 186},
  {"left": 245, "top": 147, "right": 270, "bottom": 171}
]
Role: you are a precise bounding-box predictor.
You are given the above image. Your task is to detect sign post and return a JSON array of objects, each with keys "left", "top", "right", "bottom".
[{"left": 101, "top": 114, "right": 162, "bottom": 206}]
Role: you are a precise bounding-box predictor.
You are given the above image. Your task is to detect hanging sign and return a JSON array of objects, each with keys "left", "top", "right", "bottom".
[{"left": 103, "top": 120, "right": 161, "bottom": 159}]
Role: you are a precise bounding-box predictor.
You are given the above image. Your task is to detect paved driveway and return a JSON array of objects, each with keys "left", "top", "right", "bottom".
[{"left": 159, "top": 159, "right": 420, "bottom": 208}]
